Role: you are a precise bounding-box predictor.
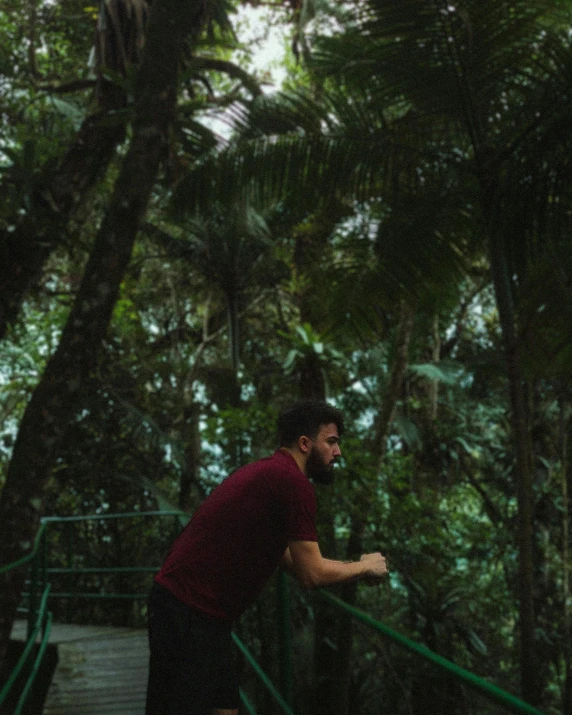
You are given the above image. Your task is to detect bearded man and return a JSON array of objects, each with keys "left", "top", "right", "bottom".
[{"left": 145, "top": 400, "right": 388, "bottom": 715}]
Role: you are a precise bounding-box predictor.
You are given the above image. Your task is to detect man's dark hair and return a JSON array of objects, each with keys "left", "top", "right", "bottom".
[{"left": 277, "top": 401, "right": 344, "bottom": 447}]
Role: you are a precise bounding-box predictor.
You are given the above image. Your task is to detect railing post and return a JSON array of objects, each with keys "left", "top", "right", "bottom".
[
  {"left": 66, "top": 521, "right": 73, "bottom": 621},
  {"left": 40, "top": 525, "right": 48, "bottom": 626},
  {"left": 277, "top": 571, "right": 293, "bottom": 707},
  {"left": 27, "top": 551, "right": 39, "bottom": 641},
  {"left": 41, "top": 525, "right": 48, "bottom": 585}
]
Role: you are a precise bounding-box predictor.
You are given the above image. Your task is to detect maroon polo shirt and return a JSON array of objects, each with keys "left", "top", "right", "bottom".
[{"left": 155, "top": 450, "right": 318, "bottom": 621}]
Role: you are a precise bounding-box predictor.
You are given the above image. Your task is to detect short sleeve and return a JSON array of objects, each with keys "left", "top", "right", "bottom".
[{"left": 281, "top": 472, "right": 318, "bottom": 542}]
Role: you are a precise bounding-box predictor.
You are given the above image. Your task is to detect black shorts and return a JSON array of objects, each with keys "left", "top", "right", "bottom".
[{"left": 145, "top": 582, "right": 240, "bottom": 714}]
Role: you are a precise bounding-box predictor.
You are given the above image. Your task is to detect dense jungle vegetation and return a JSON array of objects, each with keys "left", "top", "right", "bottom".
[{"left": 1, "top": 1, "right": 571, "bottom": 713}]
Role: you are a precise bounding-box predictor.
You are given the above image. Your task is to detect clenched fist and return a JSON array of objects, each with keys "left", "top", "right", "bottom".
[{"left": 359, "top": 552, "right": 388, "bottom": 583}]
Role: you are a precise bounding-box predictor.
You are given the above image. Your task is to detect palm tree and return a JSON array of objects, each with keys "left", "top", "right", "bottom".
[{"left": 174, "top": 203, "right": 276, "bottom": 374}]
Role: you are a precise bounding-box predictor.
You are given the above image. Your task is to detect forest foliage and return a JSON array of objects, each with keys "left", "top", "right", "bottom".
[{"left": 0, "top": 1, "right": 571, "bottom": 714}]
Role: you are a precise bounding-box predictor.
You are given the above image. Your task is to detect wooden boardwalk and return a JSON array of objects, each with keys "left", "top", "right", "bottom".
[{"left": 11, "top": 621, "right": 149, "bottom": 714}]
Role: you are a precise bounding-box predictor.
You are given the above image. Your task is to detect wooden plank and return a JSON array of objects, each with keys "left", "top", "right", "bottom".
[
  {"left": 9, "top": 621, "right": 149, "bottom": 714},
  {"left": 10, "top": 620, "right": 143, "bottom": 644}
]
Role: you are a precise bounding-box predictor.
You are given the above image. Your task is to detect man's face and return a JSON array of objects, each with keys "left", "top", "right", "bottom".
[{"left": 306, "top": 422, "right": 342, "bottom": 485}]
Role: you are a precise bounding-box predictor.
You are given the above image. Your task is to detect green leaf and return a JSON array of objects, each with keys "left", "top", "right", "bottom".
[
  {"left": 393, "top": 411, "right": 422, "bottom": 451},
  {"left": 50, "top": 97, "right": 86, "bottom": 131},
  {"left": 408, "top": 363, "right": 458, "bottom": 385},
  {"left": 283, "top": 349, "right": 301, "bottom": 372},
  {"left": 467, "top": 629, "right": 488, "bottom": 656}
]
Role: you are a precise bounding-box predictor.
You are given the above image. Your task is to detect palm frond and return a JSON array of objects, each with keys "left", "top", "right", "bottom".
[
  {"left": 173, "top": 0, "right": 572, "bottom": 330},
  {"left": 309, "top": 0, "right": 558, "bottom": 148},
  {"left": 176, "top": 115, "right": 219, "bottom": 159},
  {"left": 230, "top": 90, "right": 325, "bottom": 138},
  {"left": 204, "top": 0, "right": 237, "bottom": 40},
  {"left": 172, "top": 127, "right": 417, "bottom": 218}
]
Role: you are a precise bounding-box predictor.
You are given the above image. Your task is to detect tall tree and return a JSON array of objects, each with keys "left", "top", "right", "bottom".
[
  {"left": 0, "top": 0, "right": 212, "bottom": 664},
  {"left": 0, "top": 0, "right": 256, "bottom": 339}
]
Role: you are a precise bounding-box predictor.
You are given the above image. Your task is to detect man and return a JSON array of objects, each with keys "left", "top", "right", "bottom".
[{"left": 146, "top": 400, "right": 387, "bottom": 715}]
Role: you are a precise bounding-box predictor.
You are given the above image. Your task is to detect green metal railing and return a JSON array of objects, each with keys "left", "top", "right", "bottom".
[
  {"left": 0, "top": 521, "right": 52, "bottom": 715},
  {"left": 233, "top": 631, "right": 295, "bottom": 715},
  {"left": 0, "top": 512, "right": 550, "bottom": 715},
  {"left": 39, "top": 511, "right": 186, "bottom": 601},
  {"left": 318, "top": 590, "right": 546, "bottom": 715},
  {"left": 0, "top": 587, "right": 53, "bottom": 715},
  {"left": 0, "top": 512, "right": 291, "bottom": 715}
]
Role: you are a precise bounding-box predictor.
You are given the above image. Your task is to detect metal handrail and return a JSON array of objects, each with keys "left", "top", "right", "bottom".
[
  {"left": 41, "top": 510, "right": 189, "bottom": 523},
  {"left": 233, "top": 632, "right": 296, "bottom": 715},
  {"left": 318, "top": 590, "right": 547, "bottom": 715},
  {"left": 0, "top": 512, "right": 188, "bottom": 714},
  {"left": 0, "top": 584, "right": 51, "bottom": 712},
  {"left": 0, "top": 512, "right": 284, "bottom": 715},
  {"left": 239, "top": 686, "right": 258, "bottom": 715},
  {"left": 12, "top": 611, "right": 53, "bottom": 715},
  {"left": 2, "top": 512, "right": 549, "bottom": 715},
  {"left": 0, "top": 521, "right": 48, "bottom": 576}
]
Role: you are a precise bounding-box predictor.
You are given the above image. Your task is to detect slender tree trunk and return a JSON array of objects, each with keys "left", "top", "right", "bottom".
[
  {"left": 178, "top": 401, "right": 202, "bottom": 512},
  {"left": 0, "top": 0, "right": 208, "bottom": 665},
  {"left": 428, "top": 313, "right": 440, "bottom": 422},
  {"left": 561, "top": 400, "right": 571, "bottom": 715},
  {"left": 226, "top": 287, "right": 240, "bottom": 375},
  {"left": 373, "top": 301, "right": 417, "bottom": 472},
  {"left": 292, "top": 326, "right": 334, "bottom": 714},
  {"left": 333, "top": 299, "right": 416, "bottom": 714},
  {"left": 291, "top": 211, "right": 337, "bottom": 714},
  {"left": 312, "top": 462, "right": 338, "bottom": 715},
  {"left": 27, "top": 0, "right": 38, "bottom": 77},
  {"left": 177, "top": 302, "right": 214, "bottom": 511},
  {"left": 488, "top": 231, "right": 538, "bottom": 705}
]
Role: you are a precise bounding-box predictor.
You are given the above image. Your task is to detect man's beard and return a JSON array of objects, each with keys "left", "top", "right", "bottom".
[{"left": 307, "top": 446, "right": 335, "bottom": 485}]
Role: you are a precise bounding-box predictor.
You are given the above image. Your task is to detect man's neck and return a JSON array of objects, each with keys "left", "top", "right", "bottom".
[{"left": 279, "top": 447, "right": 307, "bottom": 476}]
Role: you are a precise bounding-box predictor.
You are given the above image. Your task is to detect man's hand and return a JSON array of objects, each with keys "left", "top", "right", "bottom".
[{"left": 359, "top": 552, "right": 388, "bottom": 584}]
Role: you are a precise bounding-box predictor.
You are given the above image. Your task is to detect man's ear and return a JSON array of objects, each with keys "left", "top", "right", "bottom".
[{"left": 298, "top": 435, "right": 312, "bottom": 454}]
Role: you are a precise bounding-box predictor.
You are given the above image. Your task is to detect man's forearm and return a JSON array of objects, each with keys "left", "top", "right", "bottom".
[
  {"left": 285, "top": 542, "right": 387, "bottom": 588},
  {"left": 300, "top": 556, "right": 367, "bottom": 588}
]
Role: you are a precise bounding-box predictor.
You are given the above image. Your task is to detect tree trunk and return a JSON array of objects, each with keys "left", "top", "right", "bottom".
[
  {"left": 561, "top": 399, "right": 571, "bottom": 715},
  {"left": 312, "top": 485, "right": 338, "bottom": 715},
  {"left": 0, "top": 0, "right": 208, "bottom": 665},
  {"left": 372, "top": 300, "right": 417, "bottom": 472},
  {"left": 178, "top": 401, "right": 202, "bottom": 512},
  {"left": 428, "top": 313, "right": 440, "bottom": 422},
  {"left": 293, "top": 330, "right": 334, "bottom": 714},
  {"left": 0, "top": 0, "right": 160, "bottom": 338},
  {"left": 291, "top": 213, "right": 337, "bottom": 714},
  {"left": 333, "top": 299, "right": 416, "bottom": 715},
  {"left": 488, "top": 230, "right": 538, "bottom": 705},
  {"left": 227, "top": 289, "right": 241, "bottom": 375}
]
